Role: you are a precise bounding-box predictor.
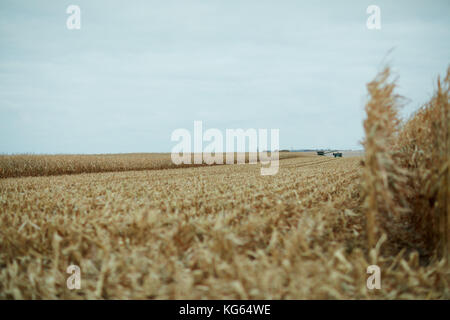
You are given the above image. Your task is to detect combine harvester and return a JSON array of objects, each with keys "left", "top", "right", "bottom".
[{"left": 316, "top": 150, "right": 343, "bottom": 157}]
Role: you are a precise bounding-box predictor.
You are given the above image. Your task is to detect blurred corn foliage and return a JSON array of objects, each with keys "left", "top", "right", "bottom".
[{"left": 362, "top": 66, "right": 449, "bottom": 263}]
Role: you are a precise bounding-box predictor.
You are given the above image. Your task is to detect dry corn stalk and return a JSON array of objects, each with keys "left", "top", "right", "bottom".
[{"left": 363, "top": 66, "right": 449, "bottom": 261}]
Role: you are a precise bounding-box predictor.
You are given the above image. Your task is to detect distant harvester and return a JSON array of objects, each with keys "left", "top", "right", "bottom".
[{"left": 316, "top": 150, "right": 342, "bottom": 157}]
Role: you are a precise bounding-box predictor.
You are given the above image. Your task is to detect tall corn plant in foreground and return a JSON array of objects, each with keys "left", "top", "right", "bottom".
[
  {"left": 397, "top": 68, "right": 450, "bottom": 261},
  {"left": 363, "top": 66, "right": 449, "bottom": 262}
]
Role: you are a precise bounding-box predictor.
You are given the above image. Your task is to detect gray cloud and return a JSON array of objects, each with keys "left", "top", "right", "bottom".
[{"left": 0, "top": 0, "right": 449, "bottom": 153}]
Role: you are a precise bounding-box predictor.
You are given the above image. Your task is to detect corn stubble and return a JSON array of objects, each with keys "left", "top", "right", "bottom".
[{"left": 0, "top": 68, "right": 449, "bottom": 299}]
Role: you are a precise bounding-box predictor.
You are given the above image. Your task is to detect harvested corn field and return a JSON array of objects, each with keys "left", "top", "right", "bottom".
[{"left": 0, "top": 153, "right": 448, "bottom": 299}]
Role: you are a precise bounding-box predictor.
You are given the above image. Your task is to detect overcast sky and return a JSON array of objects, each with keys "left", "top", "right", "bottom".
[{"left": 0, "top": 0, "right": 449, "bottom": 153}]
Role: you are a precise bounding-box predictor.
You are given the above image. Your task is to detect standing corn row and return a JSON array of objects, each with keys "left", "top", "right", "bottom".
[
  {"left": 362, "top": 67, "right": 404, "bottom": 249},
  {"left": 437, "top": 70, "right": 449, "bottom": 263},
  {"left": 363, "top": 66, "right": 450, "bottom": 261}
]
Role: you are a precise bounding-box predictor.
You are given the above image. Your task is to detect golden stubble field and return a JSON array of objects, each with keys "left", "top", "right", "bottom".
[{"left": 0, "top": 154, "right": 448, "bottom": 299}]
